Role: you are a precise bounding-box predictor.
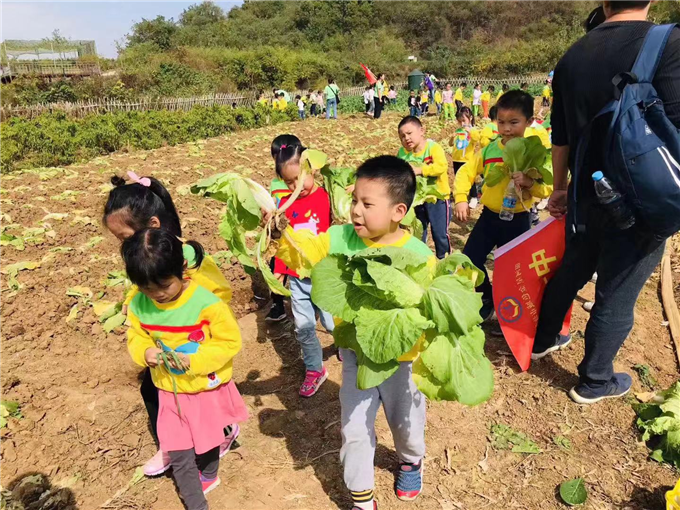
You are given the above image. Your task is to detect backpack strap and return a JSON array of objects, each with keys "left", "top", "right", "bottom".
[{"left": 631, "top": 24, "right": 677, "bottom": 83}]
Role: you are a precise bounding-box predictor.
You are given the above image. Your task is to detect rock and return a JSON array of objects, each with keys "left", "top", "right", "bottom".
[
  {"left": 90, "top": 323, "right": 103, "bottom": 336},
  {"left": 2, "top": 440, "right": 17, "bottom": 462},
  {"left": 45, "top": 390, "right": 58, "bottom": 400},
  {"left": 86, "top": 379, "right": 99, "bottom": 389},
  {"left": 121, "top": 433, "right": 140, "bottom": 449},
  {"left": 9, "top": 324, "right": 25, "bottom": 337}
]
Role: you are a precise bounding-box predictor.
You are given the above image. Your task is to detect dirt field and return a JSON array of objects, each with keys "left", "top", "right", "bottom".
[{"left": 2, "top": 111, "right": 679, "bottom": 510}]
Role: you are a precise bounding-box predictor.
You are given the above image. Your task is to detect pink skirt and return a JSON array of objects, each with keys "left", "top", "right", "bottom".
[{"left": 157, "top": 380, "right": 249, "bottom": 455}]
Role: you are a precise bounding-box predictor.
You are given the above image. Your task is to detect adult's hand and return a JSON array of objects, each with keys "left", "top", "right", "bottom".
[{"left": 547, "top": 190, "right": 568, "bottom": 220}]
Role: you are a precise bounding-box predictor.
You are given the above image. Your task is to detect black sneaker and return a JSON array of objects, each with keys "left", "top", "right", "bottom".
[
  {"left": 569, "top": 373, "right": 632, "bottom": 404},
  {"left": 265, "top": 301, "right": 286, "bottom": 322},
  {"left": 531, "top": 333, "right": 572, "bottom": 360},
  {"left": 480, "top": 302, "right": 495, "bottom": 322}
]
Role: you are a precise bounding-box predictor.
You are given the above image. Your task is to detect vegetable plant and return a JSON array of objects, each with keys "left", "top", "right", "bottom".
[
  {"left": 320, "top": 166, "right": 355, "bottom": 224},
  {"left": 633, "top": 381, "right": 680, "bottom": 467},
  {"left": 191, "top": 149, "right": 328, "bottom": 296},
  {"left": 484, "top": 136, "right": 553, "bottom": 192},
  {"left": 309, "top": 246, "right": 494, "bottom": 405}
]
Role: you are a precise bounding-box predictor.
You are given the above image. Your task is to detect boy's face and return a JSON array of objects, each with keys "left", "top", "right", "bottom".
[
  {"left": 497, "top": 108, "right": 532, "bottom": 144},
  {"left": 446, "top": 84, "right": 451, "bottom": 90},
  {"left": 398, "top": 122, "right": 425, "bottom": 151},
  {"left": 351, "top": 178, "right": 407, "bottom": 239}
]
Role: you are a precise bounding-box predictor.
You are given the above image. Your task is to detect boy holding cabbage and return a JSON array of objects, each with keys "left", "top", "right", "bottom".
[{"left": 453, "top": 90, "right": 553, "bottom": 321}]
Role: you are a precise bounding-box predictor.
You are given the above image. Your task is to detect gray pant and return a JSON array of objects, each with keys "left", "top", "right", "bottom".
[
  {"left": 339, "top": 348, "right": 426, "bottom": 492},
  {"left": 290, "top": 277, "right": 334, "bottom": 372},
  {"left": 169, "top": 447, "right": 219, "bottom": 510}
]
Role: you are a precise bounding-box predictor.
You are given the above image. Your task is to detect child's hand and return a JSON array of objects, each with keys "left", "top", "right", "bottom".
[
  {"left": 411, "top": 164, "right": 423, "bottom": 176},
  {"left": 167, "top": 353, "right": 190, "bottom": 371},
  {"left": 455, "top": 202, "right": 470, "bottom": 222},
  {"left": 512, "top": 172, "right": 534, "bottom": 189},
  {"left": 261, "top": 209, "right": 273, "bottom": 227},
  {"left": 144, "top": 347, "right": 163, "bottom": 367}
]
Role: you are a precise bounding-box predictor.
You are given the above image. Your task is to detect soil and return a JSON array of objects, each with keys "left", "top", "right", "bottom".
[{"left": 1, "top": 111, "right": 679, "bottom": 510}]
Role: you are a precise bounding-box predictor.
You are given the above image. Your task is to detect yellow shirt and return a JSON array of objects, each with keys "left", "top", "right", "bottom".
[
  {"left": 434, "top": 90, "right": 443, "bottom": 104},
  {"left": 453, "top": 137, "right": 552, "bottom": 213},
  {"left": 496, "top": 91, "right": 504, "bottom": 102},
  {"left": 420, "top": 92, "right": 429, "bottom": 104},
  {"left": 257, "top": 98, "right": 268, "bottom": 106},
  {"left": 481, "top": 91, "right": 491, "bottom": 103},
  {"left": 525, "top": 125, "right": 552, "bottom": 149},
  {"left": 480, "top": 122, "right": 499, "bottom": 148},
  {"left": 450, "top": 128, "right": 481, "bottom": 163},
  {"left": 454, "top": 88, "right": 464, "bottom": 102},
  {"left": 127, "top": 281, "right": 241, "bottom": 394},
  {"left": 397, "top": 140, "right": 451, "bottom": 196},
  {"left": 542, "top": 85, "right": 552, "bottom": 99},
  {"left": 276, "top": 226, "right": 436, "bottom": 363}
]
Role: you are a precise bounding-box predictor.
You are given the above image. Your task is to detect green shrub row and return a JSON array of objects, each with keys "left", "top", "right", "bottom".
[{"left": 0, "top": 104, "right": 298, "bottom": 173}]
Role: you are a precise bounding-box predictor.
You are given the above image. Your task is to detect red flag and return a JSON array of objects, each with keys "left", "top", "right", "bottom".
[
  {"left": 360, "top": 63, "right": 377, "bottom": 85},
  {"left": 492, "top": 217, "right": 573, "bottom": 371}
]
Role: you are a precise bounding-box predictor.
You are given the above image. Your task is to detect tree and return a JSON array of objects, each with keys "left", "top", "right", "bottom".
[
  {"left": 179, "top": 2, "right": 225, "bottom": 26},
  {"left": 126, "top": 16, "right": 178, "bottom": 50}
]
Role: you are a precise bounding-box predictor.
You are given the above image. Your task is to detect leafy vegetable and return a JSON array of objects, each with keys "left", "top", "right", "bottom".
[
  {"left": 401, "top": 176, "right": 449, "bottom": 238},
  {"left": 310, "top": 246, "right": 493, "bottom": 404},
  {"left": 192, "top": 149, "right": 328, "bottom": 296},
  {"left": 633, "top": 381, "right": 680, "bottom": 467},
  {"left": 320, "top": 166, "right": 355, "bottom": 223},
  {"left": 559, "top": 478, "right": 587, "bottom": 506},
  {"left": 490, "top": 423, "right": 541, "bottom": 454},
  {"left": 0, "top": 400, "right": 21, "bottom": 428},
  {"left": 634, "top": 364, "right": 658, "bottom": 390},
  {"left": 553, "top": 435, "right": 572, "bottom": 451},
  {"left": 485, "top": 136, "right": 553, "bottom": 188}
]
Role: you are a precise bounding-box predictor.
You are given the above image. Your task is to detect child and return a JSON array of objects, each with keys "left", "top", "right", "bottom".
[
  {"left": 277, "top": 157, "right": 433, "bottom": 508},
  {"left": 103, "top": 173, "right": 239, "bottom": 478},
  {"left": 296, "top": 95, "right": 305, "bottom": 120},
  {"left": 363, "top": 86, "right": 372, "bottom": 115},
  {"left": 398, "top": 116, "right": 451, "bottom": 259},
  {"left": 434, "top": 86, "right": 443, "bottom": 116},
  {"left": 316, "top": 90, "right": 324, "bottom": 116},
  {"left": 419, "top": 88, "right": 429, "bottom": 115},
  {"left": 481, "top": 85, "right": 493, "bottom": 119},
  {"left": 451, "top": 107, "right": 481, "bottom": 208},
  {"left": 408, "top": 90, "right": 420, "bottom": 118},
  {"left": 480, "top": 105, "right": 499, "bottom": 148},
  {"left": 277, "top": 92, "right": 288, "bottom": 110},
  {"left": 453, "top": 90, "right": 552, "bottom": 320},
  {"left": 124, "top": 229, "right": 248, "bottom": 510},
  {"left": 275, "top": 144, "right": 334, "bottom": 397},
  {"left": 266, "top": 135, "right": 299, "bottom": 321},
  {"left": 472, "top": 83, "right": 482, "bottom": 118},
  {"left": 539, "top": 79, "right": 552, "bottom": 117},
  {"left": 521, "top": 82, "right": 529, "bottom": 92},
  {"left": 257, "top": 91, "right": 268, "bottom": 107},
  {"left": 388, "top": 85, "right": 397, "bottom": 105},
  {"left": 496, "top": 83, "right": 509, "bottom": 103},
  {"left": 442, "top": 82, "right": 455, "bottom": 121},
  {"left": 454, "top": 82, "right": 466, "bottom": 115},
  {"left": 310, "top": 90, "right": 319, "bottom": 117}
]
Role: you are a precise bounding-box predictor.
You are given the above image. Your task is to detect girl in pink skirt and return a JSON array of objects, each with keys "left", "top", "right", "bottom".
[{"left": 124, "top": 228, "right": 248, "bottom": 510}]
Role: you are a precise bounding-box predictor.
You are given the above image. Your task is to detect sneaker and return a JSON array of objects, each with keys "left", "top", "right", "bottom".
[
  {"left": 200, "top": 473, "right": 221, "bottom": 495},
  {"left": 143, "top": 449, "right": 171, "bottom": 477},
  {"left": 582, "top": 301, "right": 594, "bottom": 313},
  {"left": 395, "top": 461, "right": 423, "bottom": 501},
  {"left": 266, "top": 301, "right": 286, "bottom": 322},
  {"left": 299, "top": 367, "right": 328, "bottom": 398},
  {"left": 480, "top": 302, "right": 495, "bottom": 322},
  {"left": 531, "top": 333, "right": 572, "bottom": 360},
  {"left": 219, "top": 424, "right": 240, "bottom": 458},
  {"left": 569, "top": 373, "right": 632, "bottom": 404},
  {"left": 537, "top": 198, "right": 549, "bottom": 210},
  {"left": 469, "top": 197, "right": 479, "bottom": 209},
  {"left": 352, "top": 501, "right": 378, "bottom": 510}
]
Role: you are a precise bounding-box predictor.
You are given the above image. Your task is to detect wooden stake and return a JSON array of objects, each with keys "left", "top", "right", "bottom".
[{"left": 661, "top": 244, "right": 680, "bottom": 367}]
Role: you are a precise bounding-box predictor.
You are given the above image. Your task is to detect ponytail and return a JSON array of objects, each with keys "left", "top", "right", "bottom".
[
  {"left": 103, "top": 174, "right": 182, "bottom": 237},
  {"left": 185, "top": 240, "right": 205, "bottom": 270},
  {"left": 275, "top": 143, "right": 307, "bottom": 177}
]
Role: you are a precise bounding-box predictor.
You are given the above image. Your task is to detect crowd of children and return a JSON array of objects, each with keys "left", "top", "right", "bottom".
[{"left": 105, "top": 83, "right": 554, "bottom": 509}]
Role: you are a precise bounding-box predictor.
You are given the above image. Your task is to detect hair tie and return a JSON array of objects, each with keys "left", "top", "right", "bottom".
[
  {"left": 127, "top": 171, "right": 151, "bottom": 187},
  {"left": 280, "top": 144, "right": 287, "bottom": 149}
]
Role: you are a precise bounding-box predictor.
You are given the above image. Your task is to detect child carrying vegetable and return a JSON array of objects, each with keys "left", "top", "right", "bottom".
[
  {"left": 275, "top": 144, "right": 335, "bottom": 397},
  {"left": 451, "top": 107, "right": 482, "bottom": 207},
  {"left": 397, "top": 116, "right": 451, "bottom": 259},
  {"left": 103, "top": 173, "right": 238, "bottom": 477},
  {"left": 267, "top": 134, "right": 298, "bottom": 322},
  {"left": 454, "top": 90, "right": 552, "bottom": 320},
  {"left": 277, "top": 156, "right": 434, "bottom": 509},
  {"left": 124, "top": 229, "right": 248, "bottom": 510}
]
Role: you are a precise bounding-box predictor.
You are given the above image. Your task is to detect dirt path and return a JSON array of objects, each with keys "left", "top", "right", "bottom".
[{"left": 1, "top": 112, "right": 678, "bottom": 509}]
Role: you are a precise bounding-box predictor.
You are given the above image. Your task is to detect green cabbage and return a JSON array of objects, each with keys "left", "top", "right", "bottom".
[
  {"left": 485, "top": 135, "right": 553, "bottom": 187},
  {"left": 633, "top": 381, "right": 680, "bottom": 467}
]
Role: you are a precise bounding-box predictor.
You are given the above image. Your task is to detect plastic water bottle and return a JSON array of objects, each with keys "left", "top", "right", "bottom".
[
  {"left": 499, "top": 181, "right": 517, "bottom": 221},
  {"left": 592, "top": 171, "right": 635, "bottom": 230}
]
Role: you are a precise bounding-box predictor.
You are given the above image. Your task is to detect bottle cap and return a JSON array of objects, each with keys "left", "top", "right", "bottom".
[{"left": 592, "top": 171, "right": 604, "bottom": 181}]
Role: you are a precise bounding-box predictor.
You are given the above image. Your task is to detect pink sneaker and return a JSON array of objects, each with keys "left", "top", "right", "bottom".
[
  {"left": 200, "top": 473, "right": 221, "bottom": 495},
  {"left": 299, "top": 367, "right": 328, "bottom": 397},
  {"left": 219, "top": 424, "right": 240, "bottom": 458},
  {"left": 143, "top": 449, "right": 171, "bottom": 476}
]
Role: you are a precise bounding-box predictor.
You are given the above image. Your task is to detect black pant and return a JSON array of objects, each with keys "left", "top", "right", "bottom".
[
  {"left": 270, "top": 256, "right": 288, "bottom": 308},
  {"left": 311, "top": 104, "right": 317, "bottom": 116},
  {"left": 141, "top": 368, "right": 159, "bottom": 443},
  {"left": 462, "top": 208, "right": 531, "bottom": 306},
  {"left": 170, "top": 447, "right": 219, "bottom": 510},
  {"left": 455, "top": 100, "right": 463, "bottom": 115},
  {"left": 374, "top": 97, "right": 383, "bottom": 119},
  {"left": 453, "top": 161, "right": 477, "bottom": 201},
  {"left": 534, "top": 210, "right": 665, "bottom": 386}
]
